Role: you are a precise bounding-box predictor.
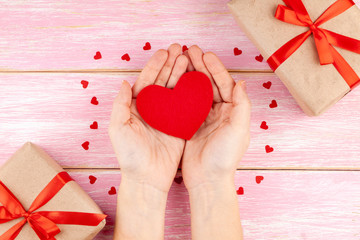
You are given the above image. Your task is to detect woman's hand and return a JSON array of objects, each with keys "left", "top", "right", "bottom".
[
  {"left": 182, "top": 45, "right": 251, "bottom": 191},
  {"left": 109, "top": 44, "right": 189, "bottom": 240},
  {"left": 109, "top": 44, "right": 188, "bottom": 193},
  {"left": 182, "top": 45, "right": 251, "bottom": 240}
]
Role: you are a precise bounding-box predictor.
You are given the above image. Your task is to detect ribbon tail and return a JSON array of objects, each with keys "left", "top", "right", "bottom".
[
  {"left": 267, "top": 31, "right": 311, "bottom": 71},
  {"left": 38, "top": 211, "right": 107, "bottom": 226},
  {"left": 315, "top": 0, "right": 355, "bottom": 26},
  {"left": 323, "top": 29, "right": 360, "bottom": 54},
  {"left": 28, "top": 213, "right": 61, "bottom": 240},
  {"left": 330, "top": 45, "right": 360, "bottom": 89},
  {"left": 0, "top": 219, "right": 27, "bottom": 240}
]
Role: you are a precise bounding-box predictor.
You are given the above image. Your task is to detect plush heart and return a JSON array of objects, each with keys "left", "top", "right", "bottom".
[{"left": 136, "top": 71, "right": 213, "bottom": 140}]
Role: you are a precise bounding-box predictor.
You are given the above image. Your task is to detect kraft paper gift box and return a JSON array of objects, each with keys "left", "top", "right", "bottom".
[
  {"left": 228, "top": 0, "right": 360, "bottom": 116},
  {"left": 0, "top": 142, "right": 106, "bottom": 240}
]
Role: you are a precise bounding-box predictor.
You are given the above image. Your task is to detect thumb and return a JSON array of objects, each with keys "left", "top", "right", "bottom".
[
  {"left": 109, "top": 80, "right": 132, "bottom": 128},
  {"left": 230, "top": 80, "right": 251, "bottom": 132}
]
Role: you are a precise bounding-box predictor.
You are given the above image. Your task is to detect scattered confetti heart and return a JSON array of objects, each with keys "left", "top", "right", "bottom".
[
  {"left": 82, "top": 141, "right": 90, "bottom": 150},
  {"left": 91, "top": 96, "right": 99, "bottom": 105},
  {"left": 256, "top": 176, "right": 264, "bottom": 184},
  {"left": 233, "top": 47, "right": 242, "bottom": 56},
  {"left": 236, "top": 187, "right": 244, "bottom": 195},
  {"left": 94, "top": 51, "right": 102, "bottom": 60},
  {"left": 260, "top": 121, "right": 269, "bottom": 130},
  {"left": 89, "top": 175, "right": 97, "bottom": 184},
  {"left": 81, "top": 80, "right": 89, "bottom": 89},
  {"left": 269, "top": 100, "right": 277, "bottom": 108},
  {"left": 143, "top": 42, "right": 151, "bottom": 50},
  {"left": 182, "top": 45, "right": 188, "bottom": 52},
  {"left": 121, "top": 53, "right": 130, "bottom": 61},
  {"left": 263, "top": 81, "right": 272, "bottom": 89},
  {"left": 255, "top": 54, "right": 264, "bottom": 62},
  {"left": 108, "top": 186, "right": 117, "bottom": 195},
  {"left": 90, "top": 121, "right": 98, "bottom": 129},
  {"left": 174, "top": 176, "right": 183, "bottom": 184},
  {"left": 265, "top": 145, "right": 274, "bottom": 153}
]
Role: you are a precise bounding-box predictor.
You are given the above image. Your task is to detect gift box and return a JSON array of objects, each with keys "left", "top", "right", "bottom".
[
  {"left": 228, "top": 0, "right": 360, "bottom": 116},
  {"left": 0, "top": 142, "right": 106, "bottom": 240}
]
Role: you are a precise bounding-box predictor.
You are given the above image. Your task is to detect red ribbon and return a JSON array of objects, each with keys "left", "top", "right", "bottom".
[
  {"left": 267, "top": 0, "right": 360, "bottom": 88},
  {"left": 0, "top": 172, "right": 106, "bottom": 240}
]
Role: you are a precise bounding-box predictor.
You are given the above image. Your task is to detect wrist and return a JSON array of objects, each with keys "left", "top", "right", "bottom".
[{"left": 187, "top": 175, "right": 236, "bottom": 197}]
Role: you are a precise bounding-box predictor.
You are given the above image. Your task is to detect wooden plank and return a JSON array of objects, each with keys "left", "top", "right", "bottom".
[
  {"left": 58, "top": 170, "right": 360, "bottom": 240},
  {"left": 0, "top": 0, "right": 268, "bottom": 71},
  {"left": 2, "top": 1, "right": 358, "bottom": 72},
  {"left": 1, "top": 72, "right": 359, "bottom": 169}
]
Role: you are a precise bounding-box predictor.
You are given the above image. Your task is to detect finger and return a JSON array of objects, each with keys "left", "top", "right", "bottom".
[
  {"left": 132, "top": 49, "right": 168, "bottom": 97},
  {"left": 155, "top": 43, "right": 182, "bottom": 86},
  {"left": 230, "top": 81, "right": 251, "bottom": 131},
  {"left": 203, "top": 52, "right": 235, "bottom": 103},
  {"left": 183, "top": 50, "right": 195, "bottom": 72},
  {"left": 166, "top": 55, "right": 189, "bottom": 89},
  {"left": 188, "top": 45, "right": 222, "bottom": 102},
  {"left": 110, "top": 80, "right": 132, "bottom": 128}
]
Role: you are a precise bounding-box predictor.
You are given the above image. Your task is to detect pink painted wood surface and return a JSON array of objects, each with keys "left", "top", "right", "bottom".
[
  {"left": 65, "top": 170, "right": 360, "bottom": 240},
  {"left": 1, "top": 73, "right": 359, "bottom": 169},
  {"left": 0, "top": 1, "right": 358, "bottom": 71}
]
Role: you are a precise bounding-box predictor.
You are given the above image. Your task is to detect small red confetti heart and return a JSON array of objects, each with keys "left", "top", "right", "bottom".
[
  {"left": 91, "top": 96, "right": 99, "bottom": 105},
  {"left": 143, "top": 42, "right": 151, "bottom": 50},
  {"left": 260, "top": 121, "right": 269, "bottom": 130},
  {"left": 255, "top": 54, "right": 264, "bottom": 62},
  {"left": 233, "top": 47, "right": 242, "bottom": 56},
  {"left": 256, "top": 176, "right": 264, "bottom": 184},
  {"left": 236, "top": 187, "right": 244, "bottom": 195},
  {"left": 182, "top": 45, "right": 188, "bottom": 52},
  {"left": 81, "top": 80, "right": 89, "bottom": 89},
  {"left": 174, "top": 176, "right": 183, "bottom": 184},
  {"left": 121, "top": 53, "right": 130, "bottom": 61},
  {"left": 269, "top": 100, "right": 277, "bottom": 108},
  {"left": 94, "top": 51, "right": 102, "bottom": 60},
  {"left": 265, "top": 145, "right": 274, "bottom": 153},
  {"left": 90, "top": 121, "right": 98, "bottom": 129},
  {"left": 89, "top": 175, "right": 97, "bottom": 184},
  {"left": 263, "top": 81, "right": 272, "bottom": 89},
  {"left": 82, "top": 141, "right": 89, "bottom": 150},
  {"left": 108, "top": 186, "right": 117, "bottom": 195}
]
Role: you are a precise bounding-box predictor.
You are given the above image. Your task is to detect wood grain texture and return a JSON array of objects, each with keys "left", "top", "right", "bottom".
[
  {"left": 1, "top": 1, "right": 358, "bottom": 72},
  {"left": 1, "top": 72, "right": 359, "bottom": 169},
  {"left": 64, "top": 170, "right": 360, "bottom": 240}
]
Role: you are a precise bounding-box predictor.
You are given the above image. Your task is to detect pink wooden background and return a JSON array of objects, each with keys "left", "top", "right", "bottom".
[{"left": 1, "top": 0, "right": 360, "bottom": 239}]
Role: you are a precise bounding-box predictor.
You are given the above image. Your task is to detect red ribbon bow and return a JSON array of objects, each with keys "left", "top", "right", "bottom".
[
  {"left": 267, "top": 0, "right": 360, "bottom": 88},
  {"left": 0, "top": 172, "right": 106, "bottom": 240}
]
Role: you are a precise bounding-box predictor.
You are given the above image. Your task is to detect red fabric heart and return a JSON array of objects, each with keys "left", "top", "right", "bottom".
[
  {"left": 260, "top": 121, "right": 268, "bottom": 130},
  {"left": 121, "top": 53, "right": 130, "bottom": 61},
  {"left": 255, "top": 54, "right": 263, "bottom": 62},
  {"left": 94, "top": 51, "right": 102, "bottom": 60},
  {"left": 143, "top": 42, "right": 151, "bottom": 50},
  {"left": 82, "top": 141, "right": 89, "bottom": 150},
  {"left": 174, "top": 176, "right": 183, "bottom": 184},
  {"left": 91, "top": 96, "right": 99, "bottom": 105},
  {"left": 182, "top": 45, "right": 188, "bottom": 52},
  {"left": 89, "top": 175, "right": 97, "bottom": 184},
  {"left": 136, "top": 71, "right": 213, "bottom": 140},
  {"left": 236, "top": 187, "right": 244, "bottom": 195},
  {"left": 108, "top": 187, "right": 117, "bottom": 195},
  {"left": 269, "top": 100, "right": 277, "bottom": 108},
  {"left": 256, "top": 176, "right": 264, "bottom": 184},
  {"left": 90, "top": 121, "right": 98, "bottom": 129},
  {"left": 263, "top": 81, "right": 272, "bottom": 89},
  {"left": 265, "top": 145, "right": 274, "bottom": 153},
  {"left": 233, "top": 47, "right": 242, "bottom": 56},
  {"left": 81, "top": 80, "right": 89, "bottom": 89}
]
